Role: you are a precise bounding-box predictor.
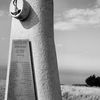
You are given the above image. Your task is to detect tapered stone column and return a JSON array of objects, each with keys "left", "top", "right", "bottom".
[{"left": 5, "top": 0, "right": 62, "bottom": 100}]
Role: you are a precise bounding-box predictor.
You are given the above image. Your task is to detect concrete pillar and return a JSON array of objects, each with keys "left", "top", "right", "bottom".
[{"left": 5, "top": 0, "right": 62, "bottom": 100}]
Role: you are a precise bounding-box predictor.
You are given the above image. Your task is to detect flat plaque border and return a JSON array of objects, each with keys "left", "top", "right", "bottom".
[{"left": 6, "top": 39, "right": 37, "bottom": 100}]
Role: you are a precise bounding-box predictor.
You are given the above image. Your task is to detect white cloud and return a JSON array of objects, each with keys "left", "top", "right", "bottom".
[
  {"left": 54, "top": 21, "right": 76, "bottom": 31},
  {"left": 97, "top": 0, "right": 100, "bottom": 6},
  {"left": 56, "top": 43, "right": 63, "bottom": 48},
  {"left": 54, "top": 7, "right": 100, "bottom": 31},
  {"left": 0, "top": 37, "right": 8, "bottom": 41},
  {"left": 0, "top": 10, "right": 5, "bottom": 17}
]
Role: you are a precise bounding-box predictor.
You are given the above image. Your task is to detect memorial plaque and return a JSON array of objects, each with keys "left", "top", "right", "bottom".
[{"left": 7, "top": 40, "right": 36, "bottom": 100}]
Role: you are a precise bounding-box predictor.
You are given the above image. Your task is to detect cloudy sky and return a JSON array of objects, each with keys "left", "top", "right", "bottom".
[
  {"left": 0, "top": 0, "right": 100, "bottom": 73},
  {"left": 54, "top": 0, "right": 100, "bottom": 72}
]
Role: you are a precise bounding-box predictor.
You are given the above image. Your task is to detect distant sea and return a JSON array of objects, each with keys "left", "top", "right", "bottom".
[
  {"left": 0, "top": 66, "right": 100, "bottom": 86},
  {"left": 59, "top": 69, "right": 100, "bottom": 85}
]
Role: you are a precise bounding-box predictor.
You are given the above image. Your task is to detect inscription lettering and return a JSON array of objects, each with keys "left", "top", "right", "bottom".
[{"left": 7, "top": 40, "right": 36, "bottom": 100}]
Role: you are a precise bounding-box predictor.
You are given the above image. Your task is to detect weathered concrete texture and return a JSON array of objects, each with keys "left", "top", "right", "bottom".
[{"left": 5, "top": 0, "right": 62, "bottom": 100}]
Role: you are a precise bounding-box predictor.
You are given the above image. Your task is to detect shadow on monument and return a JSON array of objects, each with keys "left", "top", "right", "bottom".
[
  {"left": 20, "top": 3, "right": 39, "bottom": 29},
  {"left": 29, "top": 41, "right": 38, "bottom": 100}
]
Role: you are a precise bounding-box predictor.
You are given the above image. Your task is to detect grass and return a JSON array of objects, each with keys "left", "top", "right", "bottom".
[
  {"left": 61, "top": 85, "right": 100, "bottom": 100},
  {"left": 1, "top": 80, "right": 100, "bottom": 100},
  {"left": 0, "top": 80, "right": 5, "bottom": 100}
]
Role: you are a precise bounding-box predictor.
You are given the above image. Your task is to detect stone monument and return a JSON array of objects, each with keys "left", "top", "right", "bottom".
[{"left": 5, "top": 0, "right": 62, "bottom": 100}]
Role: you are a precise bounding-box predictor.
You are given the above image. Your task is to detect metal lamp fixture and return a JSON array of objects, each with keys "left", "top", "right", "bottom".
[{"left": 10, "top": 0, "right": 31, "bottom": 21}]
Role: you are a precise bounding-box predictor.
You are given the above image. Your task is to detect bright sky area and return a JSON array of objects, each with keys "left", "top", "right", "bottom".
[{"left": 0, "top": 0, "right": 100, "bottom": 73}]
